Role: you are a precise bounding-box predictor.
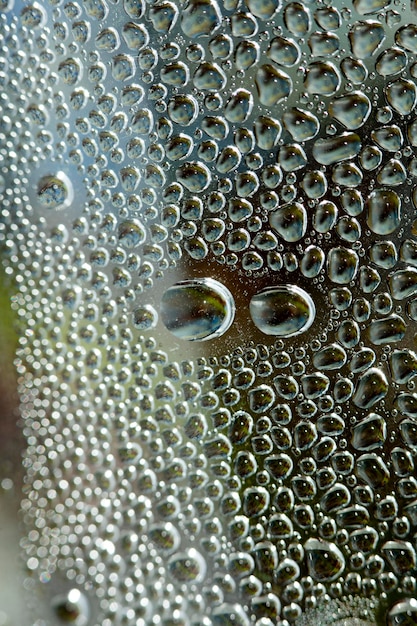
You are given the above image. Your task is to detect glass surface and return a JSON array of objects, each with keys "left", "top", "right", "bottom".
[{"left": 1, "top": 0, "right": 417, "bottom": 624}]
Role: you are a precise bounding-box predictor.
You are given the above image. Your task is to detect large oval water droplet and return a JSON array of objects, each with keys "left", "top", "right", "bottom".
[
  {"left": 250, "top": 285, "right": 315, "bottom": 337},
  {"left": 160, "top": 278, "right": 235, "bottom": 341}
]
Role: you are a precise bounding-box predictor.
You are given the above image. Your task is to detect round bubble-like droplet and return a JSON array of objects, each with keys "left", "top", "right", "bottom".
[
  {"left": 133, "top": 305, "right": 158, "bottom": 330},
  {"left": 37, "top": 173, "right": 74, "bottom": 210},
  {"left": 367, "top": 189, "right": 401, "bottom": 235},
  {"left": 250, "top": 285, "right": 315, "bottom": 337},
  {"left": 329, "top": 92, "right": 371, "bottom": 129},
  {"left": 168, "top": 548, "right": 207, "bottom": 582},
  {"left": 269, "top": 202, "right": 307, "bottom": 242},
  {"left": 160, "top": 278, "right": 235, "bottom": 341},
  {"left": 53, "top": 589, "right": 90, "bottom": 626}
]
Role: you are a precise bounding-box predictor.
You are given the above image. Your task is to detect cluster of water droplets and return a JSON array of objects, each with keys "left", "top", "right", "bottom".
[{"left": 2, "top": 0, "right": 417, "bottom": 624}]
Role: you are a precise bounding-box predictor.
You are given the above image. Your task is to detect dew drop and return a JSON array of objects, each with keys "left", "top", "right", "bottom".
[
  {"left": 37, "top": 173, "right": 74, "bottom": 210},
  {"left": 132, "top": 305, "right": 158, "bottom": 330},
  {"left": 304, "top": 61, "right": 341, "bottom": 96},
  {"left": 181, "top": 0, "right": 222, "bottom": 38},
  {"left": 313, "top": 133, "right": 361, "bottom": 165},
  {"left": 327, "top": 247, "right": 359, "bottom": 284},
  {"left": 168, "top": 548, "right": 207, "bottom": 582},
  {"left": 160, "top": 278, "right": 235, "bottom": 341},
  {"left": 353, "top": 367, "right": 389, "bottom": 408},
  {"left": 349, "top": 20, "right": 385, "bottom": 58},
  {"left": 52, "top": 589, "right": 90, "bottom": 626},
  {"left": 269, "top": 202, "right": 307, "bottom": 242},
  {"left": 304, "top": 539, "right": 345, "bottom": 582},
  {"left": 250, "top": 285, "right": 315, "bottom": 337},
  {"left": 387, "top": 598, "right": 417, "bottom": 625},
  {"left": 255, "top": 64, "right": 292, "bottom": 106},
  {"left": 329, "top": 92, "right": 371, "bottom": 130}
]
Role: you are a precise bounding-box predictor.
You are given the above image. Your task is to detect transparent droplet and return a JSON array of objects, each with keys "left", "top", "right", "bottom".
[
  {"left": 36, "top": 172, "right": 74, "bottom": 210},
  {"left": 250, "top": 285, "right": 315, "bottom": 337},
  {"left": 304, "top": 539, "right": 345, "bottom": 582},
  {"left": 52, "top": 589, "right": 90, "bottom": 626},
  {"left": 160, "top": 278, "right": 235, "bottom": 341}
]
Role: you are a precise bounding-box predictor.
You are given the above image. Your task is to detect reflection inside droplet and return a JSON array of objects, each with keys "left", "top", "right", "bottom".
[
  {"left": 160, "top": 278, "right": 235, "bottom": 341},
  {"left": 36, "top": 172, "right": 74, "bottom": 210},
  {"left": 250, "top": 285, "right": 315, "bottom": 337}
]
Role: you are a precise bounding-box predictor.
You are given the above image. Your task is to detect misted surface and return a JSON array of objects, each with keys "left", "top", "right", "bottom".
[{"left": 1, "top": 0, "right": 417, "bottom": 624}]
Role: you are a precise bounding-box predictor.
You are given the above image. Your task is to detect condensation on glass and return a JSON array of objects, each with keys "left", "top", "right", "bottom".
[{"left": 1, "top": 0, "right": 417, "bottom": 624}]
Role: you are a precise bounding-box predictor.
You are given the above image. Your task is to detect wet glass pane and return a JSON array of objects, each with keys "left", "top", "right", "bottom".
[{"left": 1, "top": 0, "right": 417, "bottom": 624}]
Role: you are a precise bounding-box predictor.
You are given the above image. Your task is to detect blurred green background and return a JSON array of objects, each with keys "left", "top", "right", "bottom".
[{"left": 0, "top": 269, "right": 25, "bottom": 623}]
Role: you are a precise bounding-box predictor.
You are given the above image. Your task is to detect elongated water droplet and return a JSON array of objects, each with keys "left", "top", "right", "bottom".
[
  {"left": 160, "top": 278, "right": 235, "bottom": 341},
  {"left": 250, "top": 285, "right": 315, "bottom": 337}
]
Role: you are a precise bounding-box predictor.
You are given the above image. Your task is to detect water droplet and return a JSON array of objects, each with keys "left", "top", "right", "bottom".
[
  {"left": 149, "top": 1, "right": 179, "bottom": 33},
  {"left": 133, "top": 305, "right": 158, "bottom": 330},
  {"left": 373, "top": 124, "right": 403, "bottom": 152},
  {"left": 168, "top": 548, "right": 207, "bottom": 582},
  {"left": 160, "top": 278, "right": 235, "bottom": 341},
  {"left": 224, "top": 89, "right": 253, "bottom": 123},
  {"left": 386, "top": 78, "right": 417, "bottom": 115},
  {"left": 255, "top": 64, "right": 292, "bottom": 106},
  {"left": 149, "top": 522, "right": 181, "bottom": 554},
  {"left": 247, "top": 0, "right": 279, "bottom": 19},
  {"left": 250, "top": 285, "right": 315, "bottom": 337},
  {"left": 396, "top": 24, "right": 417, "bottom": 53},
  {"left": 349, "top": 20, "right": 385, "bottom": 58},
  {"left": 390, "top": 349, "right": 417, "bottom": 384},
  {"left": 304, "top": 61, "right": 341, "bottom": 96},
  {"left": 309, "top": 31, "right": 340, "bottom": 57},
  {"left": 376, "top": 46, "right": 408, "bottom": 77},
  {"left": 387, "top": 598, "right": 417, "bottom": 625},
  {"left": 353, "top": 367, "right": 389, "bottom": 408},
  {"left": 177, "top": 161, "right": 211, "bottom": 191},
  {"left": 248, "top": 384, "right": 276, "bottom": 412},
  {"left": 111, "top": 53, "right": 135, "bottom": 81},
  {"left": 329, "top": 92, "right": 371, "bottom": 130},
  {"left": 366, "top": 189, "right": 401, "bottom": 235},
  {"left": 52, "top": 589, "right": 90, "bottom": 626},
  {"left": 327, "top": 247, "right": 359, "bottom": 284},
  {"left": 284, "top": 2, "right": 311, "bottom": 36},
  {"left": 377, "top": 159, "right": 407, "bottom": 186},
  {"left": 243, "top": 486, "right": 270, "bottom": 516},
  {"left": 37, "top": 173, "right": 74, "bottom": 210},
  {"left": 368, "top": 314, "right": 406, "bottom": 344},
  {"left": 58, "top": 57, "right": 83, "bottom": 85},
  {"left": 118, "top": 219, "right": 146, "bottom": 248},
  {"left": 313, "top": 132, "right": 361, "bottom": 165},
  {"left": 270, "top": 202, "right": 307, "bottom": 242},
  {"left": 382, "top": 540, "right": 417, "bottom": 575},
  {"left": 304, "top": 539, "right": 345, "bottom": 582},
  {"left": 283, "top": 108, "right": 319, "bottom": 143},
  {"left": 181, "top": 0, "right": 222, "bottom": 38},
  {"left": 194, "top": 61, "right": 227, "bottom": 90},
  {"left": 352, "top": 413, "right": 387, "bottom": 450},
  {"left": 267, "top": 36, "right": 301, "bottom": 67}
]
